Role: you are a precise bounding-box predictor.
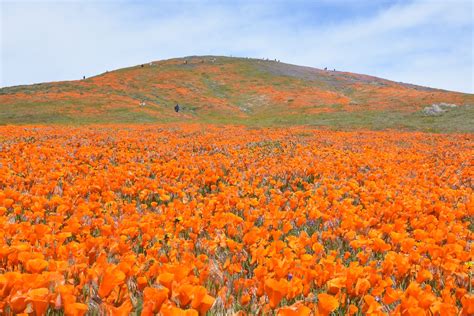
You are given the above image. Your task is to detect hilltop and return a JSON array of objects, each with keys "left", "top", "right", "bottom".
[{"left": 1, "top": 56, "right": 473, "bottom": 131}]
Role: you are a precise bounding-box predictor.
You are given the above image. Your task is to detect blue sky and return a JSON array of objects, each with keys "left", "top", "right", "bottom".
[{"left": 1, "top": 0, "right": 473, "bottom": 92}]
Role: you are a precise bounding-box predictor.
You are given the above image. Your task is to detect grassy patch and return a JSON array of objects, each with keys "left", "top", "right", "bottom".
[{"left": 198, "top": 106, "right": 474, "bottom": 133}]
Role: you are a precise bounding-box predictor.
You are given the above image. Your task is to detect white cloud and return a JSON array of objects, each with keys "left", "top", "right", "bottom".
[{"left": 1, "top": 0, "right": 472, "bottom": 92}]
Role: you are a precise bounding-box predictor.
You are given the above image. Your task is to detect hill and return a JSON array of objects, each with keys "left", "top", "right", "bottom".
[{"left": 1, "top": 56, "right": 473, "bottom": 131}]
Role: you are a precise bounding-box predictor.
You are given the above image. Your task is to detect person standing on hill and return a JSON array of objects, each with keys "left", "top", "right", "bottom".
[{"left": 174, "top": 104, "right": 180, "bottom": 112}]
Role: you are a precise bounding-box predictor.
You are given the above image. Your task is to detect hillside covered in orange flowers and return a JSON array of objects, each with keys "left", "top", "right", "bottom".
[
  {"left": 0, "top": 125, "right": 473, "bottom": 315},
  {"left": 1, "top": 56, "right": 473, "bottom": 131}
]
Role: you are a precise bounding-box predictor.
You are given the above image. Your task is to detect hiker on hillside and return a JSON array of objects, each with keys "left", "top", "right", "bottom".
[{"left": 175, "top": 104, "right": 180, "bottom": 112}]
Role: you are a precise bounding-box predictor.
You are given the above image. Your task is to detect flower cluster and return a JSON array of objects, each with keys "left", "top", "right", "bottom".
[{"left": 0, "top": 125, "right": 472, "bottom": 315}]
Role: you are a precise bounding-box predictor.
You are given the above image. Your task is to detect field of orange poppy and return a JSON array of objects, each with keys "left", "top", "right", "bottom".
[{"left": 0, "top": 124, "right": 472, "bottom": 315}]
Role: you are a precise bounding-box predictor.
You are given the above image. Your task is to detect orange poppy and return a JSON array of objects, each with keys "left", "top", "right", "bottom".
[
  {"left": 317, "top": 293, "right": 339, "bottom": 315},
  {"left": 98, "top": 267, "right": 126, "bottom": 298},
  {"left": 264, "top": 278, "right": 288, "bottom": 308},
  {"left": 142, "top": 287, "right": 169, "bottom": 313}
]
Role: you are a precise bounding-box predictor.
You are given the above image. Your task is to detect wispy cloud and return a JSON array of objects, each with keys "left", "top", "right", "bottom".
[{"left": 1, "top": 0, "right": 472, "bottom": 92}]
